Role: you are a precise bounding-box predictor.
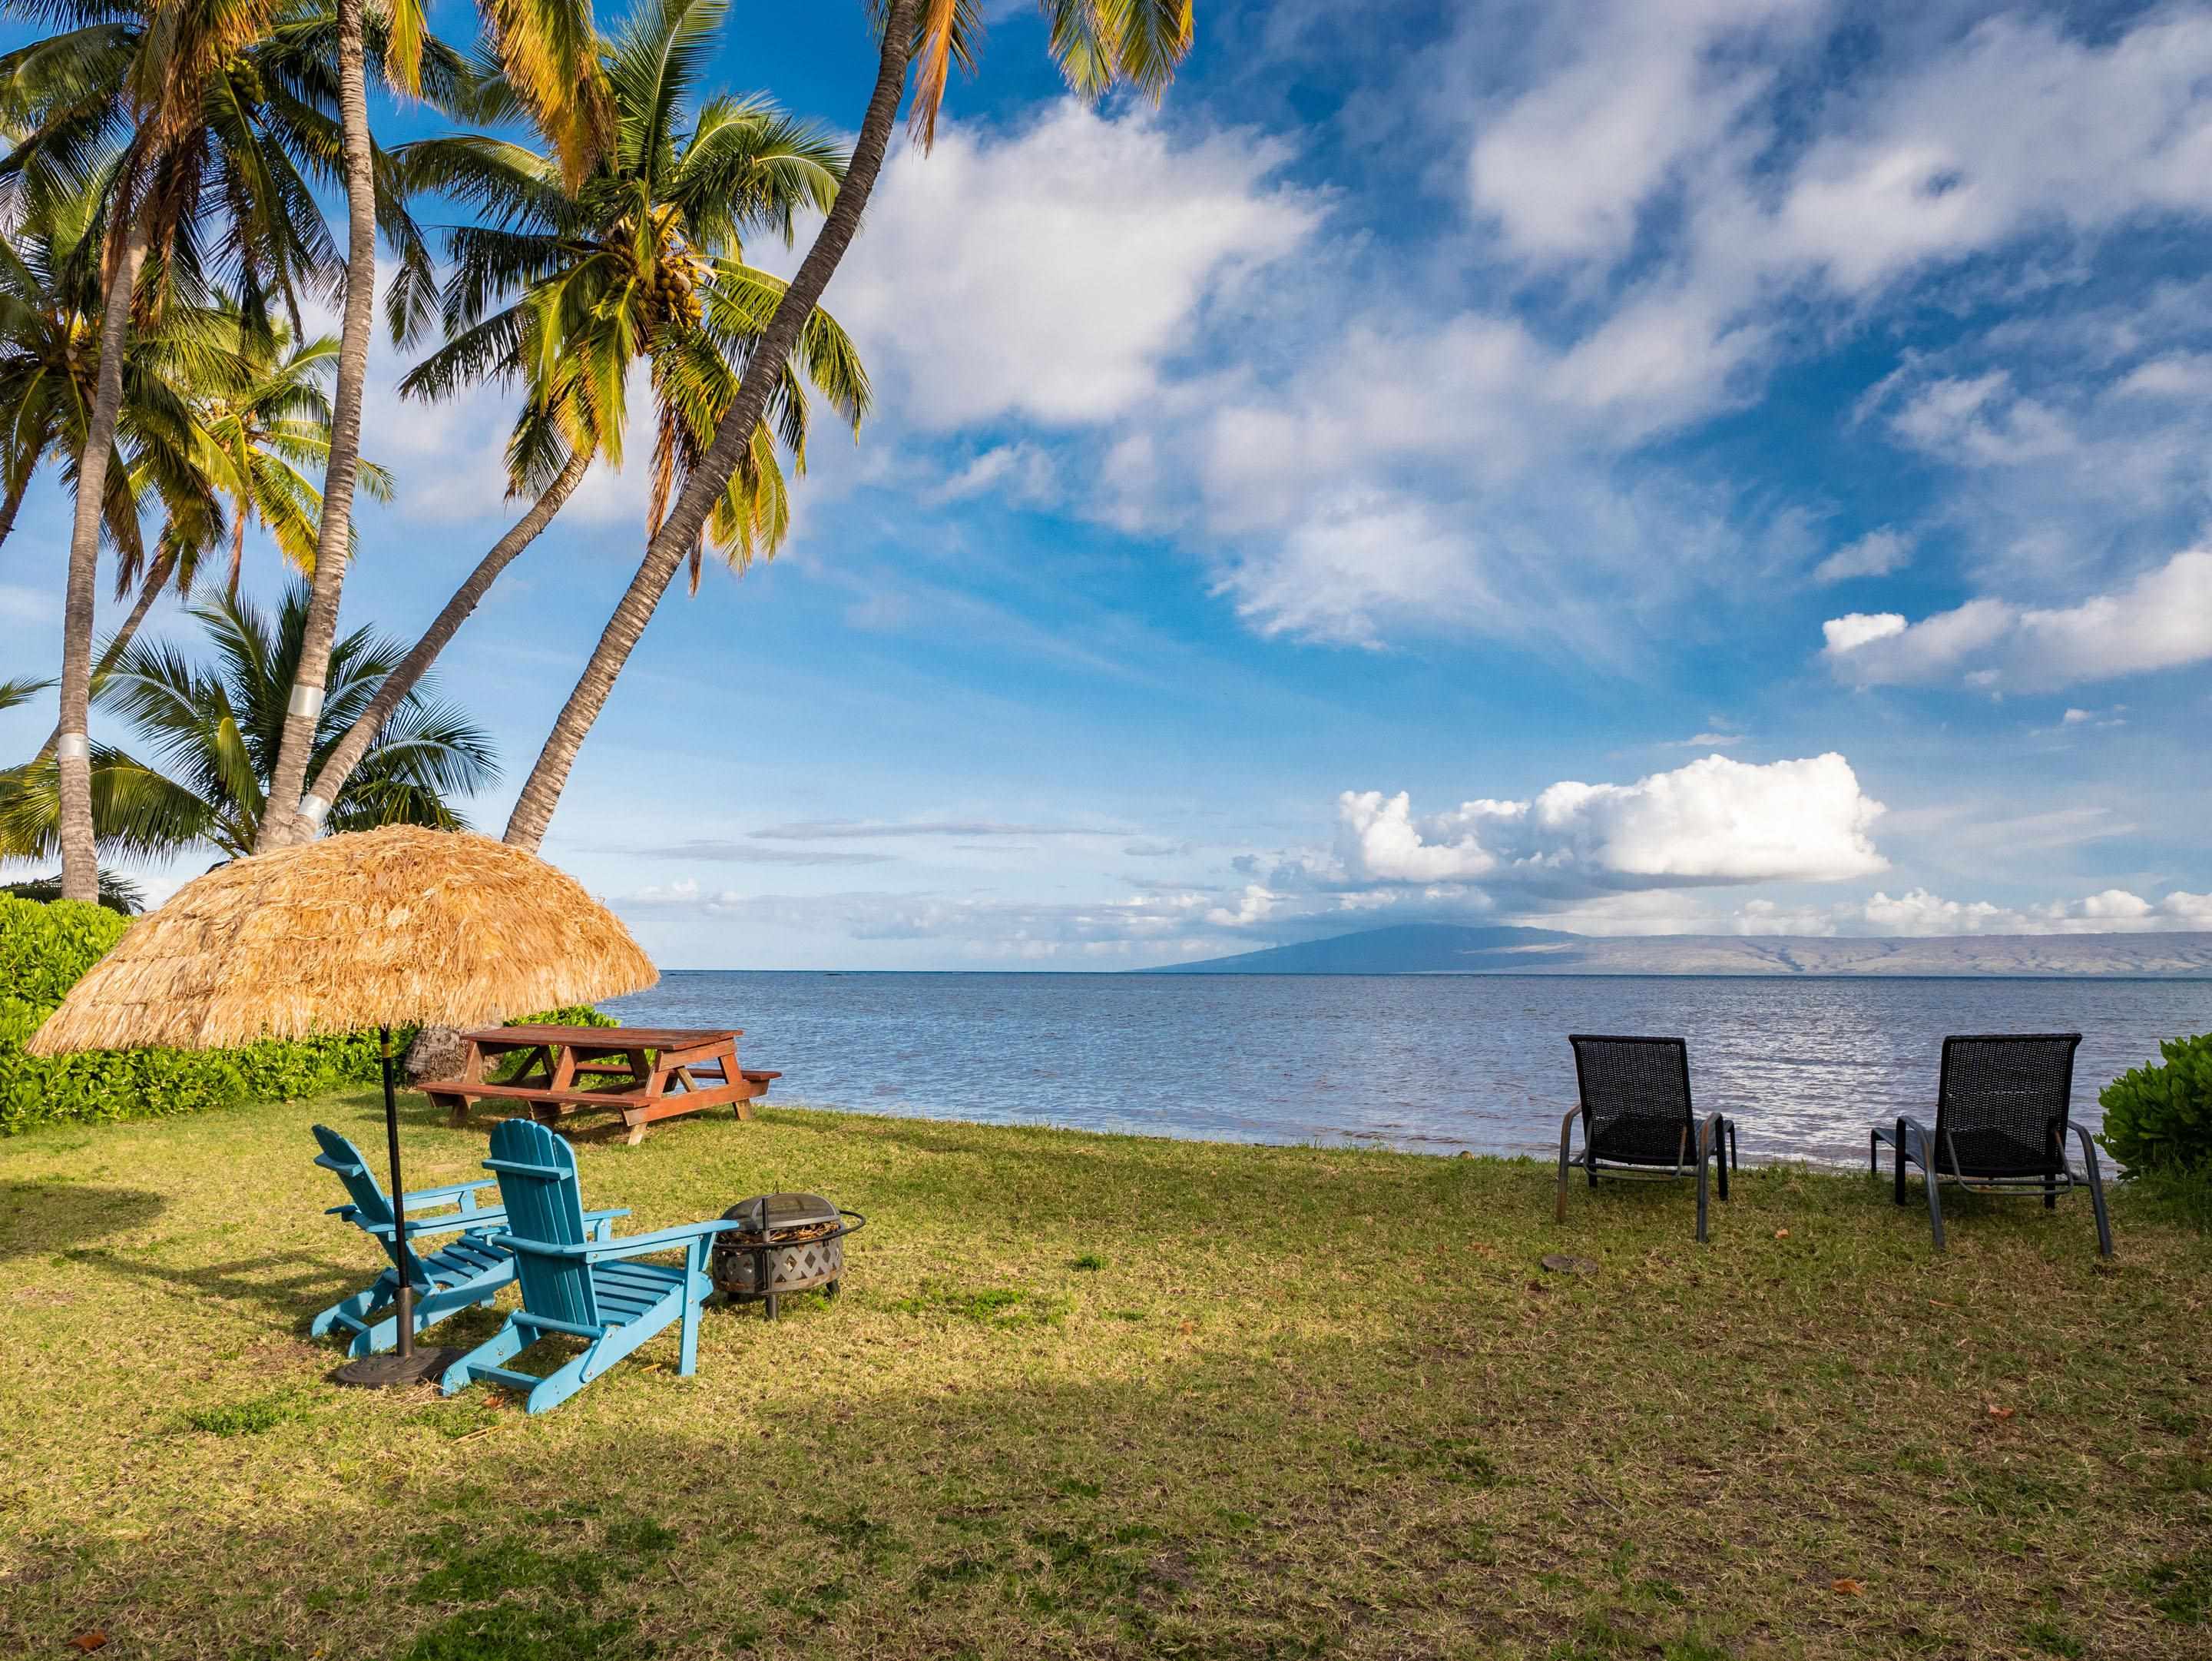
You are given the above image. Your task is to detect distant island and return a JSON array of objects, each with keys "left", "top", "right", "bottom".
[{"left": 1142, "top": 923, "right": 2212, "bottom": 978}]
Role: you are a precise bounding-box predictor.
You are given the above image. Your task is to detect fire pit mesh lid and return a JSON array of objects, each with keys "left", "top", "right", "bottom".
[{"left": 721, "top": 1192, "right": 839, "bottom": 1235}]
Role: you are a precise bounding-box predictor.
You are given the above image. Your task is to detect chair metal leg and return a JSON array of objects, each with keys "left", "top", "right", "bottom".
[
  {"left": 1869, "top": 1129, "right": 1880, "bottom": 1175},
  {"left": 1556, "top": 1109, "right": 1578, "bottom": 1223},
  {"left": 1904, "top": 1124, "right": 1946, "bottom": 1251},
  {"left": 2072, "top": 1124, "right": 2114, "bottom": 1259},
  {"left": 1713, "top": 1114, "right": 1731, "bottom": 1202}
]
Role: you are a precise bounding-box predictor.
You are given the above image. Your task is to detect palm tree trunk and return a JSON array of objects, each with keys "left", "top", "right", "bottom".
[
  {"left": 301, "top": 451, "right": 592, "bottom": 815},
  {"left": 35, "top": 545, "right": 176, "bottom": 766},
  {"left": 55, "top": 210, "right": 151, "bottom": 901},
  {"left": 258, "top": 0, "right": 376, "bottom": 853},
  {"left": 0, "top": 464, "right": 32, "bottom": 561},
  {"left": 501, "top": 0, "right": 918, "bottom": 854}
]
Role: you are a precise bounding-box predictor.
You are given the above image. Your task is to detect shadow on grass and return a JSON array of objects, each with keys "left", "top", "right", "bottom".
[
  {"left": 0, "top": 1179, "right": 167, "bottom": 1261},
  {"left": 65, "top": 1245, "right": 369, "bottom": 1326}
]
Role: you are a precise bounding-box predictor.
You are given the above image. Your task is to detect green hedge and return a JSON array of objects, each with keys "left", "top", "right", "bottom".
[
  {"left": 1, "top": 894, "right": 614, "bottom": 1136},
  {"left": 2100, "top": 1032, "right": 2212, "bottom": 1175}
]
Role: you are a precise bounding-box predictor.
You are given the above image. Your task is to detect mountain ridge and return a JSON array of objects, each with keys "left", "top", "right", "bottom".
[{"left": 1141, "top": 922, "right": 2212, "bottom": 978}]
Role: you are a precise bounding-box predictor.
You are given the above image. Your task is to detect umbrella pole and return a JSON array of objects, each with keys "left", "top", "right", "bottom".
[
  {"left": 333, "top": 1026, "right": 455, "bottom": 1389},
  {"left": 383, "top": 1026, "right": 416, "bottom": 1359}
]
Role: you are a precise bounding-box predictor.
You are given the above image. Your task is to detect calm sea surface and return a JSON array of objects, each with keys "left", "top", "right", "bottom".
[{"left": 602, "top": 972, "right": 2212, "bottom": 1164}]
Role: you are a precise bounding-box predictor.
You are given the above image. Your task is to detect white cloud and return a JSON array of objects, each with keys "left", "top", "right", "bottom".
[
  {"left": 2050, "top": 705, "right": 2125, "bottom": 733},
  {"left": 1668, "top": 730, "right": 1746, "bottom": 749},
  {"left": 1754, "top": 12, "right": 2212, "bottom": 295},
  {"left": 1820, "top": 612, "right": 1908, "bottom": 654},
  {"left": 1811, "top": 526, "right": 1913, "bottom": 585},
  {"left": 1204, "top": 884, "right": 1282, "bottom": 927},
  {"left": 1887, "top": 372, "right": 2076, "bottom": 466},
  {"left": 1204, "top": 7, "right": 2212, "bottom": 649},
  {"left": 923, "top": 443, "right": 1056, "bottom": 506},
  {"left": 824, "top": 103, "right": 1322, "bottom": 429},
  {"left": 1212, "top": 492, "right": 1498, "bottom": 648},
  {"left": 1741, "top": 887, "right": 2212, "bottom": 937},
  {"left": 1336, "top": 753, "right": 1887, "bottom": 891},
  {"left": 615, "top": 883, "right": 1236, "bottom": 960},
  {"left": 1465, "top": 0, "right": 1813, "bottom": 267},
  {"left": 1823, "top": 548, "right": 2212, "bottom": 689},
  {"left": 2113, "top": 353, "right": 2212, "bottom": 400}
]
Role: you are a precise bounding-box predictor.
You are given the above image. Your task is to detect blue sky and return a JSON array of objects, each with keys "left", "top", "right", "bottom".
[{"left": 3, "top": 0, "right": 2210, "bottom": 967}]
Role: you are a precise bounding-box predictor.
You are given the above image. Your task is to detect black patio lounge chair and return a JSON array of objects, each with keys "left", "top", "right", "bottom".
[
  {"left": 1559, "top": 1035, "right": 1736, "bottom": 1242},
  {"left": 1870, "top": 1033, "right": 2112, "bottom": 1258}
]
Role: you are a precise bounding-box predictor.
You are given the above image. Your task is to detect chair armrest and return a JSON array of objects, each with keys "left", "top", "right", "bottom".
[
  {"left": 582, "top": 1208, "right": 632, "bottom": 1225},
  {"left": 579, "top": 1219, "right": 749, "bottom": 1259},
  {"left": 400, "top": 1178, "right": 498, "bottom": 1209},
  {"left": 489, "top": 1219, "right": 746, "bottom": 1261},
  {"left": 363, "top": 1208, "right": 511, "bottom": 1241},
  {"left": 1896, "top": 1115, "right": 1935, "bottom": 1165},
  {"left": 2069, "top": 1122, "right": 2106, "bottom": 1172}
]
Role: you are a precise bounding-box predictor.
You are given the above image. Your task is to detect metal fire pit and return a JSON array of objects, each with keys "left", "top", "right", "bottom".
[{"left": 710, "top": 1192, "right": 866, "bottom": 1320}]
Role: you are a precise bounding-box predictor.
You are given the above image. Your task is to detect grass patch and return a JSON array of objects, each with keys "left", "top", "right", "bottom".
[
  {"left": 3, "top": 1089, "right": 2210, "bottom": 1658},
  {"left": 889, "top": 1280, "right": 1072, "bottom": 1327},
  {"left": 178, "top": 1389, "right": 310, "bottom": 1437},
  {"left": 401, "top": 1606, "right": 646, "bottom": 1660},
  {"left": 2144, "top": 1550, "right": 2212, "bottom": 1624}
]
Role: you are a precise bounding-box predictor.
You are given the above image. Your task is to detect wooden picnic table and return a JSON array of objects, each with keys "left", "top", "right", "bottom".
[{"left": 420, "top": 1024, "right": 779, "bottom": 1146}]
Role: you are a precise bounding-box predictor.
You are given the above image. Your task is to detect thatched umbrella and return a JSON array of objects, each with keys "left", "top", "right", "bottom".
[{"left": 30, "top": 824, "right": 657, "bottom": 1385}]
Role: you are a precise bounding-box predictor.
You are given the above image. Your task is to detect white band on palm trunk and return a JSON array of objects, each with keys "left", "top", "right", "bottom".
[
  {"left": 299, "top": 794, "right": 332, "bottom": 829},
  {"left": 55, "top": 733, "right": 90, "bottom": 761},
  {"left": 286, "top": 683, "right": 324, "bottom": 719}
]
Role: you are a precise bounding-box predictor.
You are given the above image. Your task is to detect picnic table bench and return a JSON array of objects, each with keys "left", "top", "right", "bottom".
[{"left": 420, "top": 1025, "right": 778, "bottom": 1145}]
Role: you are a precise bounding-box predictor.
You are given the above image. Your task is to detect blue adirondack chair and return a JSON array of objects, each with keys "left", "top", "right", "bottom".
[
  {"left": 440, "top": 1117, "right": 747, "bottom": 1414},
  {"left": 306, "top": 1124, "right": 622, "bottom": 1358}
]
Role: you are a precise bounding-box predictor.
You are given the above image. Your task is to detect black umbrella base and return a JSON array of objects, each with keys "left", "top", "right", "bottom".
[{"left": 332, "top": 1348, "right": 460, "bottom": 1389}]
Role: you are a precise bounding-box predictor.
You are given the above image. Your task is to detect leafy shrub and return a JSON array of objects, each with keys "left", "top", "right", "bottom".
[
  {"left": 513, "top": 1005, "right": 618, "bottom": 1031},
  {"left": 0, "top": 895, "right": 127, "bottom": 1006},
  {"left": 0, "top": 894, "right": 611, "bottom": 1136},
  {"left": 2100, "top": 1033, "right": 2212, "bottom": 1174}
]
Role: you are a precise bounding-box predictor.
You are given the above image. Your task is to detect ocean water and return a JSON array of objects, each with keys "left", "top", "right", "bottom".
[{"left": 602, "top": 972, "right": 2212, "bottom": 1163}]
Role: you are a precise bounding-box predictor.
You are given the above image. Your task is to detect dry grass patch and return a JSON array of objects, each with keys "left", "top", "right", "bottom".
[{"left": 2, "top": 1089, "right": 2207, "bottom": 1659}]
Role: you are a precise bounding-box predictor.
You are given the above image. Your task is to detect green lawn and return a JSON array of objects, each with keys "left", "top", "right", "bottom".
[{"left": 2, "top": 1090, "right": 2207, "bottom": 1660}]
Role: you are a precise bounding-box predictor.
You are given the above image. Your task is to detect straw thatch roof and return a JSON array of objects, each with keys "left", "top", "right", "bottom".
[{"left": 28, "top": 826, "right": 657, "bottom": 1055}]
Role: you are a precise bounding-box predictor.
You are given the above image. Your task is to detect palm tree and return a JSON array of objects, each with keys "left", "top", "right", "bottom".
[
  {"left": 0, "top": 585, "right": 495, "bottom": 867},
  {"left": 0, "top": 180, "right": 266, "bottom": 765},
  {"left": 293, "top": 0, "right": 869, "bottom": 826},
  {"left": 496, "top": 0, "right": 1197, "bottom": 853},
  {"left": 257, "top": 0, "right": 610, "bottom": 852},
  {"left": 0, "top": 0, "right": 369, "bottom": 902},
  {"left": 0, "top": 225, "right": 386, "bottom": 768},
  {"left": 0, "top": 191, "right": 234, "bottom": 575},
  {"left": 0, "top": 679, "right": 147, "bottom": 912},
  {"left": 196, "top": 304, "right": 396, "bottom": 595}
]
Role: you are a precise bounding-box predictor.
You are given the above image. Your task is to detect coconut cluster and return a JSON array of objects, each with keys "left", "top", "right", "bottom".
[{"left": 641, "top": 253, "right": 704, "bottom": 332}]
